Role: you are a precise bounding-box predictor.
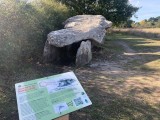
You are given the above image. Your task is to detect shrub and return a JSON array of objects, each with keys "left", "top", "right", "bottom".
[{"left": 0, "top": 0, "right": 70, "bottom": 72}]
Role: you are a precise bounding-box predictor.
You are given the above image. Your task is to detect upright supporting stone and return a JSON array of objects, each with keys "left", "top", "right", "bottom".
[
  {"left": 43, "top": 41, "right": 60, "bottom": 63},
  {"left": 76, "top": 40, "right": 92, "bottom": 66}
]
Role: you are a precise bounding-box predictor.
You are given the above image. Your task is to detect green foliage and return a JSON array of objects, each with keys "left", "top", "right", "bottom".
[
  {"left": 119, "top": 20, "right": 135, "bottom": 28},
  {"left": 59, "top": 0, "right": 139, "bottom": 25},
  {"left": 148, "top": 17, "right": 159, "bottom": 23},
  {"left": 132, "top": 16, "right": 160, "bottom": 28},
  {"left": 0, "top": 0, "right": 70, "bottom": 72},
  {"left": 156, "top": 22, "right": 160, "bottom": 28}
]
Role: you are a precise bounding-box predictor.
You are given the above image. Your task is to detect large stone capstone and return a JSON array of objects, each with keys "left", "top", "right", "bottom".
[
  {"left": 43, "top": 15, "right": 112, "bottom": 66},
  {"left": 47, "top": 15, "right": 112, "bottom": 47}
]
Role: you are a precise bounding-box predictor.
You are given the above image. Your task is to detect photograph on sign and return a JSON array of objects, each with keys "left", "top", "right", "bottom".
[{"left": 15, "top": 72, "right": 92, "bottom": 120}]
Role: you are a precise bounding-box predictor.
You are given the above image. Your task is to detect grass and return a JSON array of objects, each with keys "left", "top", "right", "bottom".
[
  {"left": 113, "top": 28, "right": 160, "bottom": 38},
  {"left": 0, "top": 33, "right": 160, "bottom": 120},
  {"left": 141, "top": 59, "right": 160, "bottom": 71},
  {"left": 115, "top": 28, "right": 160, "bottom": 34},
  {"left": 134, "top": 28, "right": 160, "bottom": 34},
  {"left": 112, "top": 34, "right": 160, "bottom": 71},
  {"left": 71, "top": 66, "right": 160, "bottom": 120}
]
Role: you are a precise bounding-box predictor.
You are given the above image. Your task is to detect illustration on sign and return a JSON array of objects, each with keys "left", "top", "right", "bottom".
[{"left": 15, "top": 72, "right": 92, "bottom": 120}]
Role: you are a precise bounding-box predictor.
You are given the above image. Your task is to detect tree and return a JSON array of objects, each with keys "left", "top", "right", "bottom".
[
  {"left": 58, "top": 0, "right": 139, "bottom": 25},
  {"left": 132, "top": 22, "right": 140, "bottom": 28},
  {"left": 119, "top": 19, "right": 135, "bottom": 28},
  {"left": 156, "top": 21, "right": 160, "bottom": 28},
  {"left": 148, "top": 17, "right": 158, "bottom": 22},
  {"left": 139, "top": 20, "right": 147, "bottom": 27},
  {"left": 0, "top": 0, "right": 70, "bottom": 71},
  {"left": 124, "top": 20, "right": 135, "bottom": 28}
]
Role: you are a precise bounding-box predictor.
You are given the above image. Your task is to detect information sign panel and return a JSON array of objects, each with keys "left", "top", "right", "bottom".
[{"left": 15, "top": 72, "right": 92, "bottom": 120}]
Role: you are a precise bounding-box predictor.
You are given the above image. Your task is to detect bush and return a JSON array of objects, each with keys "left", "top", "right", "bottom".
[{"left": 0, "top": 0, "right": 70, "bottom": 72}]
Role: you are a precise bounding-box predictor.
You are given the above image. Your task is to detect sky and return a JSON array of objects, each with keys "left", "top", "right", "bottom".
[{"left": 129, "top": 0, "right": 160, "bottom": 22}]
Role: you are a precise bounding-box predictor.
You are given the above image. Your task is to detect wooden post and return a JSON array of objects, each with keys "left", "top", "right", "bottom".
[{"left": 55, "top": 115, "right": 69, "bottom": 120}]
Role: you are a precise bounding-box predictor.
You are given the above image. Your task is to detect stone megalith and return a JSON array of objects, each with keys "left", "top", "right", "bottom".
[
  {"left": 43, "top": 15, "right": 112, "bottom": 66},
  {"left": 76, "top": 40, "right": 92, "bottom": 66}
]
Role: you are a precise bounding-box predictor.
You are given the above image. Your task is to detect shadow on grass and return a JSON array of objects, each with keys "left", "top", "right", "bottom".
[
  {"left": 115, "top": 34, "right": 160, "bottom": 52},
  {"left": 109, "top": 33, "right": 160, "bottom": 72},
  {"left": 61, "top": 65, "right": 160, "bottom": 120},
  {"left": 70, "top": 69, "right": 160, "bottom": 120},
  {"left": 0, "top": 60, "right": 160, "bottom": 120},
  {"left": 71, "top": 93, "right": 160, "bottom": 120}
]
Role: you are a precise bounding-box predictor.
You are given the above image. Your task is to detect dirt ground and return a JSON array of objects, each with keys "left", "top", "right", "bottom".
[
  {"left": 0, "top": 33, "right": 160, "bottom": 120},
  {"left": 70, "top": 34, "right": 160, "bottom": 120}
]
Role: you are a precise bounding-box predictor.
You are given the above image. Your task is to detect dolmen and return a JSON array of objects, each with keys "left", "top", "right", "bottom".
[{"left": 43, "top": 15, "right": 112, "bottom": 66}]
